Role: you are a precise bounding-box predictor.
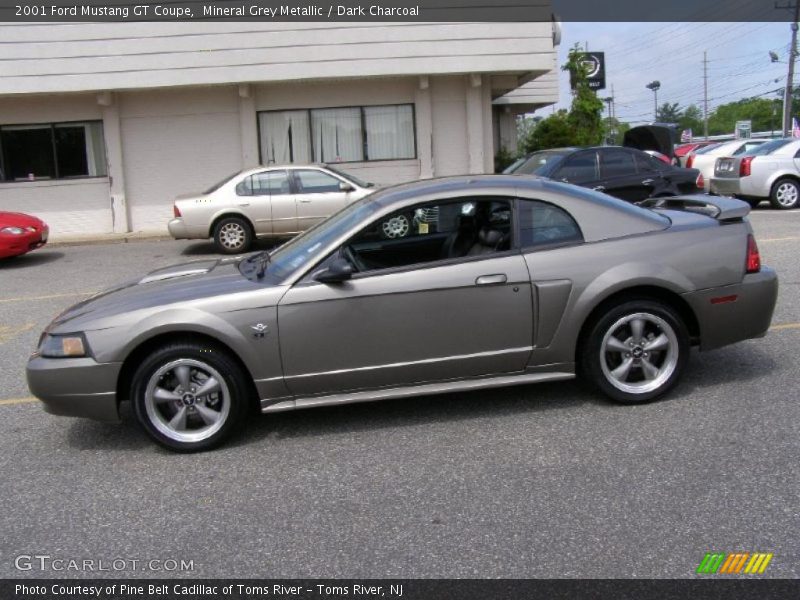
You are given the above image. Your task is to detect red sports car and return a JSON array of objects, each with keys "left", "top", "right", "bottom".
[{"left": 0, "top": 212, "right": 49, "bottom": 259}]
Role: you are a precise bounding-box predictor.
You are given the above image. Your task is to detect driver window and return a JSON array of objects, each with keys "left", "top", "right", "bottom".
[
  {"left": 554, "top": 152, "right": 598, "bottom": 183},
  {"left": 342, "top": 198, "right": 513, "bottom": 274}
]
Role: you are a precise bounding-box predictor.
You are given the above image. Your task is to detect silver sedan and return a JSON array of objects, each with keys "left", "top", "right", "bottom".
[
  {"left": 168, "top": 164, "right": 376, "bottom": 253},
  {"left": 28, "top": 176, "right": 778, "bottom": 451}
]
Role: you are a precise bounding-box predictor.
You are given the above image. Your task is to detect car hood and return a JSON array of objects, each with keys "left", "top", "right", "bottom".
[
  {"left": 0, "top": 211, "right": 45, "bottom": 227},
  {"left": 624, "top": 125, "right": 676, "bottom": 158},
  {"left": 48, "top": 257, "right": 273, "bottom": 332}
]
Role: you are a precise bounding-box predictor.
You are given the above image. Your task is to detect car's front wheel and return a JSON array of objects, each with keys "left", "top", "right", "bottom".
[
  {"left": 580, "top": 300, "right": 689, "bottom": 404},
  {"left": 131, "top": 342, "right": 251, "bottom": 451},
  {"left": 213, "top": 217, "right": 253, "bottom": 254},
  {"left": 770, "top": 178, "right": 800, "bottom": 210}
]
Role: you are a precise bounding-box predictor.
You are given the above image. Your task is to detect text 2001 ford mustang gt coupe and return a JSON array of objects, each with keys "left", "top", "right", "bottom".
[{"left": 27, "top": 176, "right": 778, "bottom": 451}]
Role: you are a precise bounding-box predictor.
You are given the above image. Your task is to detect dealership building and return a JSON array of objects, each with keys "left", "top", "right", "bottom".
[{"left": 0, "top": 22, "right": 559, "bottom": 237}]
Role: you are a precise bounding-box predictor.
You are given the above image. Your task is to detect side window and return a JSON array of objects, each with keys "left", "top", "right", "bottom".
[
  {"left": 634, "top": 152, "right": 663, "bottom": 173},
  {"left": 235, "top": 176, "right": 253, "bottom": 196},
  {"left": 553, "top": 152, "right": 598, "bottom": 183},
  {"left": 345, "top": 198, "right": 513, "bottom": 273},
  {"left": 251, "top": 170, "right": 290, "bottom": 196},
  {"left": 295, "top": 169, "right": 341, "bottom": 193},
  {"left": 518, "top": 199, "right": 583, "bottom": 248},
  {"left": 600, "top": 149, "right": 636, "bottom": 178}
]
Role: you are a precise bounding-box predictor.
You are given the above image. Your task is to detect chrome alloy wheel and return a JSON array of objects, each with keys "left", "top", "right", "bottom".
[
  {"left": 144, "top": 359, "right": 231, "bottom": 444},
  {"left": 218, "top": 222, "right": 247, "bottom": 250},
  {"left": 381, "top": 215, "right": 410, "bottom": 239},
  {"left": 599, "top": 312, "right": 679, "bottom": 395},
  {"left": 775, "top": 182, "right": 799, "bottom": 207}
]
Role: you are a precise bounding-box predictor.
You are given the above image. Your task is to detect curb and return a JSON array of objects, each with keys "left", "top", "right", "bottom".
[{"left": 47, "top": 233, "right": 175, "bottom": 247}]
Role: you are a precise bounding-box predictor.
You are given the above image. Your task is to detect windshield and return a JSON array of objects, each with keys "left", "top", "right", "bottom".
[
  {"left": 501, "top": 156, "right": 527, "bottom": 174},
  {"left": 203, "top": 171, "right": 241, "bottom": 194},
  {"left": 242, "top": 196, "right": 383, "bottom": 281},
  {"left": 325, "top": 165, "right": 372, "bottom": 188},
  {"left": 509, "top": 151, "right": 570, "bottom": 175},
  {"left": 748, "top": 139, "right": 791, "bottom": 156}
]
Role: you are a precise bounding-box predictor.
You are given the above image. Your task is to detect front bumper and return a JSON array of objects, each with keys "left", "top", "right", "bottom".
[
  {"left": 684, "top": 267, "right": 778, "bottom": 352},
  {"left": 26, "top": 356, "right": 122, "bottom": 422},
  {"left": 0, "top": 227, "right": 48, "bottom": 258},
  {"left": 167, "top": 217, "right": 189, "bottom": 239}
]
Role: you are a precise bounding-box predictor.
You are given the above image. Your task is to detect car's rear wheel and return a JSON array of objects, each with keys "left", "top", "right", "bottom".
[
  {"left": 131, "top": 342, "right": 250, "bottom": 452},
  {"left": 770, "top": 178, "right": 800, "bottom": 210},
  {"left": 213, "top": 217, "right": 253, "bottom": 254},
  {"left": 580, "top": 300, "right": 689, "bottom": 404}
]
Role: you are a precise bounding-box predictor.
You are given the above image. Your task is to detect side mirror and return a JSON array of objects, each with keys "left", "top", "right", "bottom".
[
  {"left": 314, "top": 257, "right": 354, "bottom": 284},
  {"left": 339, "top": 181, "right": 355, "bottom": 192}
]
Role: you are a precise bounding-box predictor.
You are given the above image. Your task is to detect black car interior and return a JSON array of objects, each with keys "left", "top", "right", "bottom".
[{"left": 344, "top": 199, "right": 512, "bottom": 273}]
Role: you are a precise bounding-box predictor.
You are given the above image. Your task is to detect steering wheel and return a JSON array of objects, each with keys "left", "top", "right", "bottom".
[{"left": 342, "top": 245, "right": 367, "bottom": 272}]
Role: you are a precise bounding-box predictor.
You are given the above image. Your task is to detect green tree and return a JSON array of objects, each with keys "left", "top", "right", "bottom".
[
  {"left": 520, "top": 110, "right": 575, "bottom": 154},
  {"left": 563, "top": 44, "right": 605, "bottom": 146},
  {"left": 678, "top": 104, "right": 703, "bottom": 135},
  {"left": 707, "top": 97, "right": 782, "bottom": 135},
  {"left": 656, "top": 102, "right": 682, "bottom": 124}
]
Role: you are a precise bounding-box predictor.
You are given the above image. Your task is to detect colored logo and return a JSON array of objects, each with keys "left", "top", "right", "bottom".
[{"left": 696, "top": 552, "right": 773, "bottom": 575}]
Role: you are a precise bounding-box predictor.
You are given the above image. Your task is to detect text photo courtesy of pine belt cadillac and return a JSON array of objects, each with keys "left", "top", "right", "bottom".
[{"left": 2, "top": 2, "right": 800, "bottom": 591}]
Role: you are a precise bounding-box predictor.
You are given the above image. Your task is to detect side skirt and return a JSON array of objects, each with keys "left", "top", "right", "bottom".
[{"left": 261, "top": 370, "right": 575, "bottom": 413}]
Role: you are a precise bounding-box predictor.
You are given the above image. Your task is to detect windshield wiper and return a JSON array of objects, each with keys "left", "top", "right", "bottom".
[{"left": 255, "top": 251, "right": 271, "bottom": 279}]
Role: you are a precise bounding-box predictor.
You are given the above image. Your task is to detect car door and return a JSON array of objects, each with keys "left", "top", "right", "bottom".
[
  {"left": 598, "top": 148, "right": 653, "bottom": 201},
  {"left": 232, "top": 172, "right": 275, "bottom": 234},
  {"left": 276, "top": 196, "right": 534, "bottom": 397},
  {"left": 246, "top": 169, "right": 297, "bottom": 235},
  {"left": 551, "top": 150, "right": 601, "bottom": 190},
  {"left": 292, "top": 168, "right": 350, "bottom": 232}
]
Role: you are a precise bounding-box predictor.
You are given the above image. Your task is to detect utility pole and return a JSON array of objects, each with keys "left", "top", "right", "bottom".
[
  {"left": 703, "top": 51, "right": 709, "bottom": 140},
  {"left": 777, "top": 1, "right": 800, "bottom": 136}
]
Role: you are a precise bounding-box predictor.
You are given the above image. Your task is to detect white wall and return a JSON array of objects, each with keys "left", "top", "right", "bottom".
[
  {"left": 0, "top": 22, "right": 557, "bottom": 95},
  {"left": 119, "top": 87, "right": 243, "bottom": 231}
]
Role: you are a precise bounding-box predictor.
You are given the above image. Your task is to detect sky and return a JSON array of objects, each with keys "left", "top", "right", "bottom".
[{"left": 541, "top": 21, "right": 792, "bottom": 127}]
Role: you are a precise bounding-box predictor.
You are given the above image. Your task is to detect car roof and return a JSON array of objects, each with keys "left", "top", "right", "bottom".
[{"left": 236, "top": 163, "right": 335, "bottom": 178}]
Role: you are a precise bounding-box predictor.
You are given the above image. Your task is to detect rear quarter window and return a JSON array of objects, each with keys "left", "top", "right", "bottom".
[{"left": 518, "top": 199, "right": 584, "bottom": 248}]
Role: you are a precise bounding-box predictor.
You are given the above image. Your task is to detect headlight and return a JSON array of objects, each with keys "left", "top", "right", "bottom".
[
  {"left": 1, "top": 226, "right": 25, "bottom": 235},
  {"left": 40, "top": 333, "right": 89, "bottom": 358}
]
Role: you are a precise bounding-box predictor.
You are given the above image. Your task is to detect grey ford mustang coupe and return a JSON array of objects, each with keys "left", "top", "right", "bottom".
[{"left": 27, "top": 176, "right": 778, "bottom": 451}]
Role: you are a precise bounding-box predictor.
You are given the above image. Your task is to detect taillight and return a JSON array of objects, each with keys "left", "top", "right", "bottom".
[
  {"left": 173, "top": 204, "right": 182, "bottom": 218},
  {"left": 740, "top": 156, "right": 754, "bottom": 177},
  {"left": 696, "top": 172, "right": 704, "bottom": 189},
  {"left": 746, "top": 234, "right": 761, "bottom": 274},
  {"left": 686, "top": 154, "right": 694, "bottom": 168}
]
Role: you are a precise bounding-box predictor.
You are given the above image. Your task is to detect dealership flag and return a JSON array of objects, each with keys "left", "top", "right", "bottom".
[
  {"left": 681, "top": 129, "right": 692, "bottom": 142},
  {"left": 793, "top": 118, "right": 800, "bottom": 138}
]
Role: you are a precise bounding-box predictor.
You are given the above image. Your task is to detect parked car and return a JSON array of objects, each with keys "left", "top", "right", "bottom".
[
  {"left": 28, "top": 176, "right": 777, "bottom": 451},
  {"left": 711, "top": 138, "right": 800, "bottom": 209},
  {"left": 687, "top": 139, "right": 766, "bottom": 191},
  {"left": 675, "top": 141, "right": 718, "bottom": 166},
  {"left": 168, "top": 164, "right": 376, "bottom": 254},
  {"left": 0, "top": 212, "right": 49, "bottom": 259},
  {"left": 505, "top": 146, "right": 704, "bottom": 202}
]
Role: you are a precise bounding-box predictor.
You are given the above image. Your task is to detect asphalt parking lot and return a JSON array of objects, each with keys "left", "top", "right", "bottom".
[{"left": 1, "top": 209, "right": 799, "bottom": 579}]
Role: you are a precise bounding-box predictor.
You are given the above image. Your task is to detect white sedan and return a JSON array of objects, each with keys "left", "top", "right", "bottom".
[
  {"left": 686, "top": 139, "right": 766, "bottom": 191},
  {"left": 168, "top": 164, "right": 376, "bottom": 253}
]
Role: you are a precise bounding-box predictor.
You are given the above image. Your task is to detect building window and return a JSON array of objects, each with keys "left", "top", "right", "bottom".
[
  {"left": 258, "top": 104, "right": 415, "bottom": 165},
  {"left": 0, "top": 121, "right": 107, "bottom": 182}
]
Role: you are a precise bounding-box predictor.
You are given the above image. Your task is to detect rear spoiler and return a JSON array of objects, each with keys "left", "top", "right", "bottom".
[{"left": 637, "top": 194, "right": 750, "bottom": 222}]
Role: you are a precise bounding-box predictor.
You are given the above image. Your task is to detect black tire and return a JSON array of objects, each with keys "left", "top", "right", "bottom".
[
  {"left": 213, "top": 216, "right": 253, "bottom": 254},
  {"left": 131, "top": 341, "right": 251, "bottom": 452},
  {"left": 745, "top": 198, "right": 762, "bottom": 209},
  {"left": 579, "top": 300, "right": 690, "bottom": 404},
  {"left": 769, "top": 178, "right": 800, "bottom": 210}
]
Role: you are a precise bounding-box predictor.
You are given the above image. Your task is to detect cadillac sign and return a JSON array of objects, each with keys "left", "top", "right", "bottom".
[{"left": 570, "top": 52, "right": 606, "bottom": 91}]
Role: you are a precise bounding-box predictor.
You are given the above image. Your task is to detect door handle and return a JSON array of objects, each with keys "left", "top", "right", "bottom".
[
  {"left": 237, "top": 202, "right": 250, "bottom": 207},
  {"left": 299, "top": 199, "right": 312, "bottom": 203},
  {"left": 641, "top": 179, "right": 654, "bottom": 185},
  {"left": 593, "top": 185, "right": 606, "bottom": 192},
  {"left": 475, "top": 274, "right": 507, "bottom": 286}
]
